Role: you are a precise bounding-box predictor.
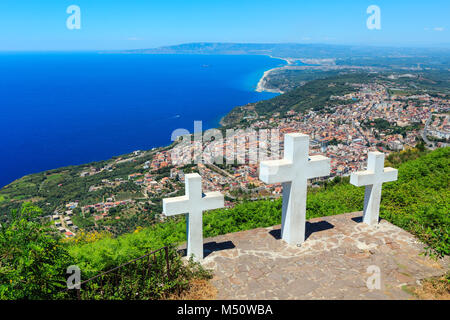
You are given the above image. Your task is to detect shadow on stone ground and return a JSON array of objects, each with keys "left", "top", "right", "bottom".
[
  {"left": 198, "top": 212, "right": 449, "bottom": 300},
  {"left": 269, "top": 220, "right": 334, "bottom": 241},
  {"left": 178, "top": 240, "right": 236, "bottom": 258}
]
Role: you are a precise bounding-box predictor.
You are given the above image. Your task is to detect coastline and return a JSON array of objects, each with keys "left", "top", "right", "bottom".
[
  {"left": 0, "top": 54, "right": 287, "bottom": 189},
  {"left": 255, "top": 66, "right": 286, "bottom": 94},
  {"left": 255, "top": 55, "right": 300, "bottom": 94}
]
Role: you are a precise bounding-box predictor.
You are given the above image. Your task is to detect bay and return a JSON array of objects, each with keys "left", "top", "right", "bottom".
[{"left": 0, "top": 53, "right": 282, "bottom": 187}]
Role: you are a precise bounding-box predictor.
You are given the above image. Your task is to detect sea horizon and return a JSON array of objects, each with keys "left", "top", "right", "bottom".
[{"left": 0, "top": 53, "right": 284, "bottom": 188}]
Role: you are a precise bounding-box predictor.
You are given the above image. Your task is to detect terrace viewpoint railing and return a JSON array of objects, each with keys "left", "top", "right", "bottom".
[{"left": 63, "top": 246, "right": 171, "bottom": 300}]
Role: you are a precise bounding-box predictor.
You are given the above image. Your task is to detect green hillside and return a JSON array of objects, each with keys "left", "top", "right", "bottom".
[
  {"left": 1, "top": 147, "right": 448, "bottom": 299},
  {"left": 221, "top": 70, "right": 450, "bottom": 127},
  {"left": 221, "top": 73, "right": 369, "bottom": 126},
  {"left": 70, "top": 146, "right": 449, "bottom": 274}
]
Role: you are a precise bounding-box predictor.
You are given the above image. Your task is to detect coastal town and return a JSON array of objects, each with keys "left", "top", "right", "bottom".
[
  {"left": 52, "top": 78, "right": 449, "bottom": 237},
  {"left": 169, "top": 80, "right": 448, "bottom": 192}
]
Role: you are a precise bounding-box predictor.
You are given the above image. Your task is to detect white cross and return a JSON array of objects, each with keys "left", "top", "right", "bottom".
[
  {"left": 259, "top": 133, "right": 330, "bottom": 245},
  {"left": 162, "top": 173, "right": 224, "bottom": 260},
  {"left": 350, "top": 151, "right": 398, "bottom": 225}
]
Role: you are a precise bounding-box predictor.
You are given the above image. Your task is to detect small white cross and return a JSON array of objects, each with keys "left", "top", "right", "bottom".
[
  {"left": 350, "top": 151, "right": 398, "bottom": 225},
  {"left": 259, "top": 133, "right": 330, "bottom": 245},
  {"left": 162, "top": 173, "right": 224, "bottom": 260}
]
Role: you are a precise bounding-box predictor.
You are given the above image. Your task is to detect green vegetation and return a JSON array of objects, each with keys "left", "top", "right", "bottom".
[
  {"left": 362, "top": 118, "right": 422, "bottom": 138},
  {"left": 222, "top": 69, "right": 450, "bottom": 128},
  {"left": 3, "top": 69, "right": 448, "bottom": 234},
  {"left": 64, "top": 247, "right": 212, "bottom": 300},
  {"left": 0, "top": 151, "right": 152, "bottom": 214},
  {"left": 0, "top": 150, "right": 162, "bottom": 235},
  {"left": 0, "top": 147, "right": 448, "bottom": 299},
  {"left": 252, "top": 74, "right": 357, "bottom": 115},
  {"left": 0, "top": 204, "right": 73, "bottom": 299},
  {"left": 70, "top": 147, "right": 449, "bottom": 274},
  {"left": 0, "top": 203, "right": 212, "bottom": 300},
  {"left": 381, "top": 147, "right": 449, "bottom": 257},
  {"left": 222, "top": 73, "right": 373, "bottom": 126},
  {"left": 264, "top": 69, "right": 344, "bottom": 92}
]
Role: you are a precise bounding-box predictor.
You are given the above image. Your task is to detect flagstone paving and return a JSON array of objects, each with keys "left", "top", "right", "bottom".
[{"left": 189, "top": 212, "right": 449, "bottom": 300}]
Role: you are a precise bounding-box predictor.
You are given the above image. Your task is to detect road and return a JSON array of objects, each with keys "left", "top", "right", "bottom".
[{"left": 421, "top": 114, "right": 436, "bottom": 149}]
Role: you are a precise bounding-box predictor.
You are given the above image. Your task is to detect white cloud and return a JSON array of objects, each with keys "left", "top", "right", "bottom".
[{"left": 424, "top": 27, "right": 445, "bottom": 32}]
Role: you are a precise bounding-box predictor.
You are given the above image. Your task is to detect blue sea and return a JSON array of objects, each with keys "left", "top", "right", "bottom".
[{"left": 0, "top": 53, "right": 283, "bottom": 187}]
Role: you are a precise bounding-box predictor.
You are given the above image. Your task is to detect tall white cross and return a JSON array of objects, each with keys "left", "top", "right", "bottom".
[
  {"left": 162, "top": 173, "right": 224, "bottom": 260},
  {"left": 259, "top": 133, "right": 330, "bottom": 246},
  {"left": 350, "top": 151, "right": 398, "bottom": 225}
]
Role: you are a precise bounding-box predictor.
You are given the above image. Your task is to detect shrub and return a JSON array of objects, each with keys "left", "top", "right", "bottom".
[{"left": 0, "top": 203, "right": 74, "bottom": 299}]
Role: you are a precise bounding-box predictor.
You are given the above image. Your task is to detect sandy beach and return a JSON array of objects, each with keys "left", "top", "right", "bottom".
[
  {"left": 255, "top": 67, "right": 286, "bottom": 93},
  {"left": 255, "top": 56, "right": 299, "bottom": 94}
]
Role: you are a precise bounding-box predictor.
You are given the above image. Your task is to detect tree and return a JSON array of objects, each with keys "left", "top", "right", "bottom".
[
  {"left": 0, "top": 203, "right": 73, "bottom": 299},
  {"left": 416, "top": 139, "right": 426, "bottom": 152}
]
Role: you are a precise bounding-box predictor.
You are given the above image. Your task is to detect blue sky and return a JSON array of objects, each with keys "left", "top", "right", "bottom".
[{"left": 0, "top": 0, "right": 448, "bottom": 51}]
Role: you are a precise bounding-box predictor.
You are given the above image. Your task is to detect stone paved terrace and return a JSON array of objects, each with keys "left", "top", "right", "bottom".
[{"left": 184, "top": 212, "right": 449, "bottom": 300}]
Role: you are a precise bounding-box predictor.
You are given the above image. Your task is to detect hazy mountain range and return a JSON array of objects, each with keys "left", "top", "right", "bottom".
[{"left": 117, "top": 42, "right": 450, "bottom": 59}]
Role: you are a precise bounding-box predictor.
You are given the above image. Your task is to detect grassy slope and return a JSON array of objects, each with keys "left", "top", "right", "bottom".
[
  {"left": 222, "top": 73, "right": 373, "bottom": 126},
  {"left": 68, "top": 147, "right": 449, "bottom": 274}
]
